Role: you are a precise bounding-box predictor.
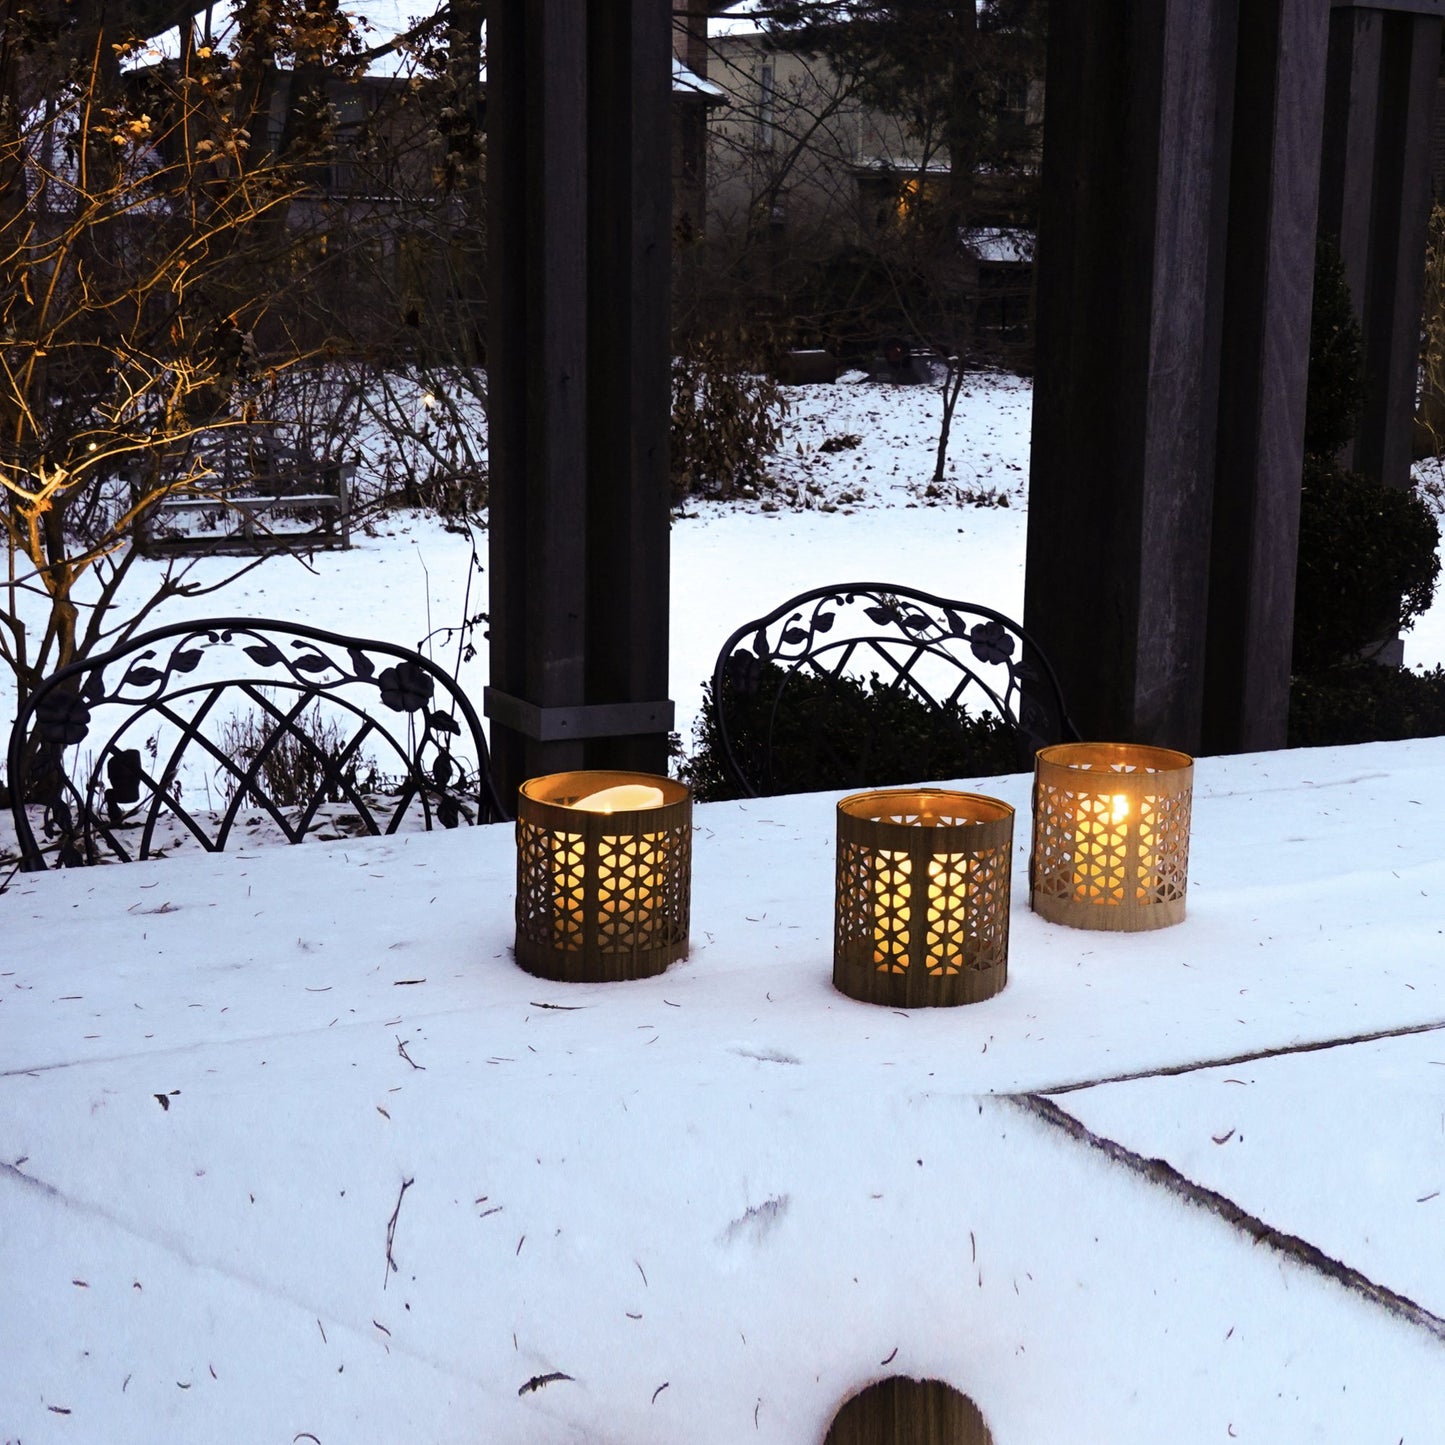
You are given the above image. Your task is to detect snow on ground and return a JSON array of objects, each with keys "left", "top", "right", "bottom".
[
  {"left": 4, "top": 740, "right": 1445, "bottom": 1441},
  {"left": 4, "top": 370, "right": 1442, "bottom": 762},
  {"left": 1061, "top": 1028, "right": 1445, "bottom": 1315},
  {"left": 0, "top": 372, "right": 1036, "bottom": 759},
  {"left": 5, "top": 372, "right": 1445, "bottom": 1439}
]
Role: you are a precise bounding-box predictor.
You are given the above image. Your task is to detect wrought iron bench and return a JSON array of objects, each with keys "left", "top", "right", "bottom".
[
  {"left": 8, "top": 619, "right": 506, "bottom": 870},
  {"left": 707, "top": 583, "right": 1078, "bottom": 798}
]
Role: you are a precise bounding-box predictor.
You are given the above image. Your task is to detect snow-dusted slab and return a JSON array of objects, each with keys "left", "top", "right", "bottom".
[
  {"left": 3, "top": 737, "right": 1445, "bottom": 1440},
  {"left": 1053, "top": 1026, "right": 1445, "bottom": 1321},
  {"left": 5, "top": 1045, "right": 1445, "bottom": 1442},
  {"left": 12, "top": 739, "right": 1444, "bottom": 1089}
]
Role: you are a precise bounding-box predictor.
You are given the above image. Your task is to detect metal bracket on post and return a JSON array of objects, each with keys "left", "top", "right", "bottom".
[
  {"left": 1328, "top": 1, "right": 1445, "bottom": 13},
  {"left": 483, "top": 688, "right": 675, "bottom": 743}
]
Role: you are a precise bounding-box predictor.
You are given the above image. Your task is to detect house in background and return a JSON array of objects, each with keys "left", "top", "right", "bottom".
[
  {"left": 673, "top": 1, "right": 730, "bottom": 251},
  {"left": 698, "top": 1, "right": 1043, "bottom": 364},
  {"left": 117, "top": 2, "right": 736, "bottom": 361}
]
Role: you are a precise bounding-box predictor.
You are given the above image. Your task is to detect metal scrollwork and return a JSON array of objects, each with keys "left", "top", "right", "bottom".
[
  {"left": 711, "top": 583, "right": 1078, "bottom": 798},
  {"left": 9, "top": 617, "right": 507, "bottom": 870}
]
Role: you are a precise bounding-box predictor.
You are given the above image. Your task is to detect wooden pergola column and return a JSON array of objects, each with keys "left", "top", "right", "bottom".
[
  {"left": 485, "top": 0, "right": 674, "bottom": 802},
  {"left": 1024, "top": 1, "right": 1241, "bottom": 750},
  {"left": 1319, "top": 0, "right": 1444, "bottom": 496},
  {"left": 1025, "top": 0, "right": 1331, "bottom": 754},
  {"left": 1202, "top": 0, "right": 1331, "bottom": 753}
]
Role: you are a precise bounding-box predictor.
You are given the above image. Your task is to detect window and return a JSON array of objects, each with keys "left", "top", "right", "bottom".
[{"left": 758, "top": 60, "right": 776, "bottom": 150}]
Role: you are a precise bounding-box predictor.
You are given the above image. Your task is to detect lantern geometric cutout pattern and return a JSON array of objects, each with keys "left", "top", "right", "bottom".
[
  {"left": 596, "top": 830, "right": 679, "bottom": 952},
  {"left": 1030, "top": 744, "right": 1192, "bottom": 931},
  {"left": 514, "top": 772, "right": 692, "bottom": 982},
  {"left": 834, "top": 790, "right": 1013, "bottom": 1007}
]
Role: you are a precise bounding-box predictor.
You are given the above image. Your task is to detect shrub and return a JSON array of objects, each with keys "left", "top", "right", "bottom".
[
  {"left": 1288, "top": 664, "right": 1445, "bottom": 748},
  {"left": 1303, "top": 236, "right": 1364, "bottom": 462},
  {"left": 679, "top": 666, "right": 1023, "bottom": 802},
  {"left": 1288, "top": 231, "right": 1443, "bottom": 734},
  {"left": 670, "top": 331, "right": 788, "bottom": 502},
  {"left": 1292, "top": 459, "right": 1441, "bottom": 673},
  {"left": 218, "top": 703, "right": 381, "bottom": 810}
]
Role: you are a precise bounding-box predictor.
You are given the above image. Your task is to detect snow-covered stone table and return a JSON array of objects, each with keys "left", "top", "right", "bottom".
[{"left": 3, "top": 738, "right": 1445, "bottom": 1443}]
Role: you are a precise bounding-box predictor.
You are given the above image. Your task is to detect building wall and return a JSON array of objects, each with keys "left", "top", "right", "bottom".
[{"left": 700, "top": 27, "right": 1042, "bottom": 362}]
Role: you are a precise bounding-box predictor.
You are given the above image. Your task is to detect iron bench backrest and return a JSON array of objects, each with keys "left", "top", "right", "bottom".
[
  {"left": 10, "top": 618, "right": 506, "bottom": 869},
  {"left": 711, "top": 582, "right": 1078, "bottom": 798}
]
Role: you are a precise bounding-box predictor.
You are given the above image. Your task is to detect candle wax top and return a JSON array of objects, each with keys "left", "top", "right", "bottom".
[{"left": 571, "top": 783, "right": 667, "bottom": 814}]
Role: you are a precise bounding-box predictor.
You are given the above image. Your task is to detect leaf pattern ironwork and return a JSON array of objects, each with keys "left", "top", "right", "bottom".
[
  {"left": 709, "top": 584, "right": 1077, "bottom": 798},
  {"left": 8, "top": 618, "right": 507, "bottom": 869}
]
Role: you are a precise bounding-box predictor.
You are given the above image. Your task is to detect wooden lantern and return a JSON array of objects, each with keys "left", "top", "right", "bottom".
[
  {"left": 514, "top": 771, "right": 691, "bottom": 982},
  {"left": 1030, "top": 742, "right": 1193, "bottom": 931},
  {"left": 833, "top": 789, "right": 1014, "bottom": 1008},
  {"left": 826, "top": 1376, "right": 995, "bottom": 1445}
]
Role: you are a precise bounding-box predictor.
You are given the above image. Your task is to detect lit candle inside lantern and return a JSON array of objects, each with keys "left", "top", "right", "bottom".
[
  {"left": 1072, "top": 789, "right": 1160, "bottom": 904},
  {"left": 1073, "top": 791, "right": 1130, "bottom": 903},
  {"left": 556, "top": 782, "right": 668, "bottom": 948},
  {"left": 515, "top": 771, "right": 692, "bottom": 982},
  {"left": 1031, "top": 744, "right": 1191, "bottom": 932},
  {"left": 834, "top": 789, "right": 1013, "bottom": 1007},
  {"left": 572, "top": 783, "right": 666, "bottom": 813},
  {"left": 872, "top": 852, "right": 958, "bottom": 971}
]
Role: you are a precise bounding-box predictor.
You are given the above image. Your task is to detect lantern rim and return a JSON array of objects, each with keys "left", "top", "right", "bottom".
[
  {"left": 519, "top": 769, "right": 690, "bottom": 812},
  {"left": 836, "top": 788, "right": 1016, "bottom": 828},
  {"left": 1035, "top": 742, "right": 1193, "bottom": 776}
]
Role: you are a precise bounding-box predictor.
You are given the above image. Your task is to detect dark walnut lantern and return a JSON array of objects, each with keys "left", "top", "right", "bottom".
[
  {"left": 514, "top": 771, "right": 691, "bottom": 982},
  {"left": 833, "top": 789, "right": 1014, "bottom": 1008},
  {"left": 1030, "top": 742, "right": 1194, "bottom": 931}
]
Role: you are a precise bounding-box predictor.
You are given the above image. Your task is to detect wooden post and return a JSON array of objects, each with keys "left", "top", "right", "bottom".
[
  {"left": 1202, "top": 0, "right": 1331, "bottom": 754},
  {"left": 1027, "top": 0, "right": 1334, "bottom": 755},
  {"left": 486, "top": 1, "right": 674, "bottom": 802},
  {"left": 1024, "top": 0, "right": 1234, "bottom": 748},
  {"left": 585, "top": 1, "right": 674, "bottom": 778},
  {"left": 1319, "top": 1, "right": 1444, "bottom": 494}
]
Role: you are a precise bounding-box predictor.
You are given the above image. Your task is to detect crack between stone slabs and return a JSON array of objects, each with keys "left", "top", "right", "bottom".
[
  {"left": 0, "top": 1003, "right": 480, "bottom": 1081},
  {"left": 1032, "top": 1017, "right": 1445, "bottom": 1097},
  {"left": 0, "top": 1160, "right": 476, "bottom": 1384},
  {"left": 1012, "top": 1092, "right": 1445, "bottom": 1346}
]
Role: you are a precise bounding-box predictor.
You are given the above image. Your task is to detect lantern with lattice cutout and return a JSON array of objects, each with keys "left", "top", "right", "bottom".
[
  {"left": 515, "top": 771, "right": 691, "bottom": 981},
  {"left": 833, "top": 789, "right": 1014, "bottom": 1007},
  {"left": 1030, "top": 743, "right": 1193, "bottom": 931}
]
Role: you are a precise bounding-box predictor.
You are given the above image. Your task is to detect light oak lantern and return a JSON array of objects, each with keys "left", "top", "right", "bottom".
[
  {"left": 1030, "top": 742, "right": 1193, "bottom": 931},
  {"left": 514, "top": 771, "right": 691, "bottom": 982},
  {"left": 834, "top": 789, "right": 1013, "bottom": 1008}
]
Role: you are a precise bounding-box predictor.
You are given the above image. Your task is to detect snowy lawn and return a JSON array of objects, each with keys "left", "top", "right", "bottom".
[
  {"left": 3, "top": 740, "right": 1445, "bottom": 1441},
  {"left": 11, "top": 369, "right": 1437, "bottom": 765}
]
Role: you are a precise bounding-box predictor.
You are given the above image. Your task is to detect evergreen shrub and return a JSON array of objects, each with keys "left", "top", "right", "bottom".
[
  {"left": 680, "top": 666, "right": 1022, "bottom": 802},
  {"left": 1288, "top": 236, "right": 1444, "bottom": 743},
  {"left": 1288, "top": 664, "right": 1445, "bottom": 748},
  {"left": 1292, "top": 459, "right": 1441, "bottom": 674}
]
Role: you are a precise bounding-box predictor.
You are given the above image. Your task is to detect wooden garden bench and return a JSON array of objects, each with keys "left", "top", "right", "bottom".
[{"left": 136, "top": 434, "right": 353, "bottom": 555}]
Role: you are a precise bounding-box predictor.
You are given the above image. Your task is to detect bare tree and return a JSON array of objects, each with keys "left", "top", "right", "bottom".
[
  {"left": 0, "top": 2, "right": 363, "bottom": 709},
  {"left": 688, "top": 2, "right": 1043, "bottom": 482}
]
